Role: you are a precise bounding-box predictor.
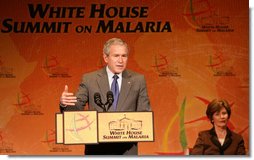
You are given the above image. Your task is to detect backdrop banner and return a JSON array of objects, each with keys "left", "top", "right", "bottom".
[{"left": 0, "top": 0, "right": 249, "bottom": 155}]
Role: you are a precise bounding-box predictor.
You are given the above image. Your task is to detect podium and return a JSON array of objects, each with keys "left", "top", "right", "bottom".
[{"left": 56, "top": 111, "right": 154, "bottom": 144}]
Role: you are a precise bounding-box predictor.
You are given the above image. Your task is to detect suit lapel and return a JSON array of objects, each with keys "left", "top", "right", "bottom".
[
  {"left": 117, "top": 70, "right": 132, "bottom": 111},
  {"left": 221, "top": 128, "right": 232, "bottom": 151},
  {"left": 96, "top": 68, "right": 110, "bottom": 102},
  {"left": 209, "top": 127, "right": 232, "bottom": 155}
]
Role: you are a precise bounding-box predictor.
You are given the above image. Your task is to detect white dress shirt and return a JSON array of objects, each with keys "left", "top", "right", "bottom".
[{"left": 106, "top": 66, "right": 122, "bottom": 92}]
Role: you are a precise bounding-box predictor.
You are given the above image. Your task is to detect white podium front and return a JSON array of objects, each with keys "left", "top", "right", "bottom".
[{"left": 56, "top": 111, "right": 154, "bottom": 144}]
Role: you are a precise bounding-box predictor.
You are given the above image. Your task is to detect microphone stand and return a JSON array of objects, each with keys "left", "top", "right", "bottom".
[
  {"left": 105, "top": 103, "right": 112, "bottom": 112},
  {"left": 97, "top": 102, "right": 111, "bottom": 112},
  {"left": 102, "top": 104, "right": 107, "bottom": 112},
  {"left": 94, "top": 92, "right": 114, "bottom": 112},
  {"left": 97, "top": 103, "right": 106, "bottom": 112}
]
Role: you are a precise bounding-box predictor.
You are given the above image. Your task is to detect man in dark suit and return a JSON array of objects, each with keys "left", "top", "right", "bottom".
[{"left": 59, "top": 37, "right": 151, "bottom": 155}]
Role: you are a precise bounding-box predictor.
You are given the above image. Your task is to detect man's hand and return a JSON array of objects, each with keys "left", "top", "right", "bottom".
[{"left": 60, "top": 85, "right": 77, "bottom": 106}]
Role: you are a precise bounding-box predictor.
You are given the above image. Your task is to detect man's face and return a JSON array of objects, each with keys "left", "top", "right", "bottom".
[{"left": 103, "top": 44, "right": 128, "bottom": 74}]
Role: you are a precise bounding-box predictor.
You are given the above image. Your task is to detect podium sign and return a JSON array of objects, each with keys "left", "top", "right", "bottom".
[
  {"left": 56, "top": 111, "right": 154, "bottom": 144},
  {"left": 62, "top": 111, "right": 98, "bottom": 144},
  {"left": 98, "top": 112, "right": 154, "bottom": 142}
]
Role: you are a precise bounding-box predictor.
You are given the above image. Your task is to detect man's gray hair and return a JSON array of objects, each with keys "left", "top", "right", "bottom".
[{"left": 103, "top": 38, "right": 129, "bottom": 56}]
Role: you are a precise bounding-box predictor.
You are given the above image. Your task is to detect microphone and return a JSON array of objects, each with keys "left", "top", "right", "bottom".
[
  {"left": 105, "top": 91, "right": 114, "bottom": 110},
  {"left": 94, "top": 92, "right": 105, "bottom": 111}
]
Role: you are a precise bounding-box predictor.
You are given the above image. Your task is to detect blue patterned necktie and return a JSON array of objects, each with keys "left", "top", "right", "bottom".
[{"left": 111, "top": 74, "right": 119, "bottom": 111}]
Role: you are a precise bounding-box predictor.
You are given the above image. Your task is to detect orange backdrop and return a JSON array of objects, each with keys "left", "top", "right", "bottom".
[{"left": 0, "top": 0, "right": 249, "bottom": 155}]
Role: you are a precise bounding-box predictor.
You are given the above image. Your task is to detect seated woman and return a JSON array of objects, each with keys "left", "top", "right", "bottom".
[{"left": 190, "top": 99, "right": 246, "bottom": 155}]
